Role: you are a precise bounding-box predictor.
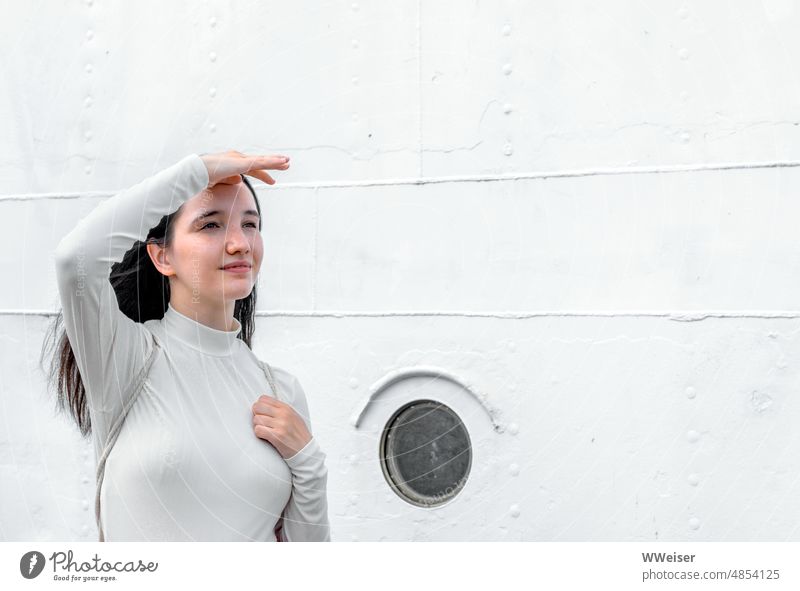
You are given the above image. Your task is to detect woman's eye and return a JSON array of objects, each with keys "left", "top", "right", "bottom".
[{"left": 202, "top": 222, "right": 257, "bottom": 229}]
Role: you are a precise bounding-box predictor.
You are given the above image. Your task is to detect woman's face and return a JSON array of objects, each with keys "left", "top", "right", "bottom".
[{"left": 150, "top": 181, "right": 263, "bottom": 310}]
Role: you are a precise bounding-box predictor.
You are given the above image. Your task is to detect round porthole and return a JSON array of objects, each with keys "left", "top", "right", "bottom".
[{"left": 379, "top": 399, "right": 472, "bottom": 507}]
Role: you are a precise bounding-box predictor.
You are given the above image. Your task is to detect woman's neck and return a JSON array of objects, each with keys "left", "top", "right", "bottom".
[{"left": 168, "top": 298, "right": 237, "bottom": 332}]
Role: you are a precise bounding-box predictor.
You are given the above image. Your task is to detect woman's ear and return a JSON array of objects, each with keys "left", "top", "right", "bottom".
[{"left": 146, "top": 242, "right": 176, "bottom": 277}]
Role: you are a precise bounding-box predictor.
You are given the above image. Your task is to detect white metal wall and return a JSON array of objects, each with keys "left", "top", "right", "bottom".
[{"left": 2, "top": 0, "right": 800, "bottom": 541}]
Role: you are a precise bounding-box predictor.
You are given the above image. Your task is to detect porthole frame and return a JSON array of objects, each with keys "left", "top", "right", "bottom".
[{"left": 379, "top": 398, "right": 472, "bottom": 508}]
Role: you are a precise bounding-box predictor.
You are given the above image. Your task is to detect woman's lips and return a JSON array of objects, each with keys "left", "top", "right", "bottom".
[{"left": 221, "top": 265, "right": 251, "bottom": 274}]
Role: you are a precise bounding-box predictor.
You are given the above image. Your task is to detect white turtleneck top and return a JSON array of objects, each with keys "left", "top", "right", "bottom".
[{"left": 53, "top": 154, "right": 330, "bottom": 542}]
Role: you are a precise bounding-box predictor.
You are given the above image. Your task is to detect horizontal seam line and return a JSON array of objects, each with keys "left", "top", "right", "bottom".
[
  {"left": 3, "top": 159, "right": 800, "bottom": 200},
  {"left": 6, "top": 309, "right": 800, "bottom": 320}
]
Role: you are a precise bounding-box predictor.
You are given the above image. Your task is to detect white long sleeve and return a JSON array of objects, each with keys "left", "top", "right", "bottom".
[
  {"left": 54, "top": 154, "right": 209, "bottom": 458},
  {"left": 275, "top": 374, "right": 331, "bottom": 542}
]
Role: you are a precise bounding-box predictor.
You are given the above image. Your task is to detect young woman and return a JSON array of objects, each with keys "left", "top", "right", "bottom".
[{"left": 43, "top": 151, "right": 329, "bottom": 541}]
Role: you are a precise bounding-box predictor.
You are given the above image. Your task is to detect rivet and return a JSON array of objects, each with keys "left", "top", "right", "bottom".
[
  {"left": 678, "top": 48, "right": 690, "bottom": 61},
  {"left": 352, "top": 113, "right": 359, "bottom": 122},
  {"left": 352, "top": 3, "right": 359, "bottom": 11},
  {"left": 688, "top": 517, "right": 700, "bottom": 530},
  {"left": 502, "top": 63, "right": 512, "bottom": 76},
  {"left": 503, "top": 143, "right": 513, "bottom": 156},
  {"left": 680, "top": 131, "right": 691, "bottom": 143},
  {"left": 84, "top": 96, "right": 93, "bottom": 108},
  {"left": 680, "top": 90, "right": 690, "bottom": 102},
  {"left": 687, "top": 430, "right": 700, "bottom": 443},
  {"left": 687, "top": 473, "right": 700, "bottom": 486},
  {"left": 349, "top": 493, "right": 359, "bottom": 505},
  {"left": 349, "top": 377, "right": 359, "bottom": 389},
  {"left": 510, "top": 504, "right": 520, "bottom": 518},
  {"left": 678, "top": 7, "right": 689, "bottom": 20},
  {"left": 209, "top": 123, "right": 216, "bottom": 133},
  {"left": 686, "top": 386, "right": 696, "bottom": 399},
  {"left": 349, "top": 453, "right": 358, "bottom": 465},
  {"left": 352, "top": 76, "right": 359, "bottom": 85},
  {"left": 751, "top": 390, "right": 773, "bottom": 413},
  {"left": 503, "top": 103, "right": 513, "bottom": 114},
  {"left": 84, "top": 165, "right": 92, "bottom": 175},
  {"left": 509, "top": 463, "right": 520, "bottom": 476},
  {"left": 209, "top": 51, "right": 217, "bottom": 62},
  {"left": 502, "top": 24, "right": 512, "bottom": 36},
  {"left": 82, "top": 476, "right": 90, "bottom": 485},
  {"left": 507, "top": 340, "right": 516, "bottom": 352},
  {"left": 82, "top": 500, "right": 90, "bottom": 511},
  {"left": 86, "top": 30, "right": 94, "bottom": 41},
  {"left": 81, "top": 525, "right": 89, "bottom": 536},
  {"left": 209, "top": 16, "right": 217, "bottom": 27},
  {"left": 85, "top": 64, "right": 93, "bottom": 74},
  {"left": 209, "top": 87, "right": 216, "bottom": 98},
  {"left": 352, "top": 39, "right": 359, "bottom": 49},
  {"left": 508, "top": 422, "right": 519, "bottom": 435}
]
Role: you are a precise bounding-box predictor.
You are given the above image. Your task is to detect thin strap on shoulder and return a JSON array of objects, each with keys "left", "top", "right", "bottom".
[
  {"left": 261, "top": 361, "right": 281, "bottom": 402},
  {"left": 261, "top": 361, "right": 286, "bottom": 542},
  {"left": 94, "top": 332, "right": 162, "bottom": 542}
]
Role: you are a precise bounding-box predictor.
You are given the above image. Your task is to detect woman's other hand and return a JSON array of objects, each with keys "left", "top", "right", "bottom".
[
  {"left": 200, "top": 150, "right": 290, "bottom": 188},
  {"left": 251, "top": 395, "right": 312, "bottom": 459}
]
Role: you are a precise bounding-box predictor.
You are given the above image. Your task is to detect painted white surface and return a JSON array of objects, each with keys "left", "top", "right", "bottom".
[{"left": 2, "top": 0, "right": 800, "bottom": 541}]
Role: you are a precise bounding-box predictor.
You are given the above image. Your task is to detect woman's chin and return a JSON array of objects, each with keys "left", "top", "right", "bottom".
[{"left": 217, "top": 284, "right": 254, "bottom": 301}]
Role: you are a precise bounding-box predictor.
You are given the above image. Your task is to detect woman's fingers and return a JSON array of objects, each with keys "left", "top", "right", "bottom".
[
  {"left": 253, "top": 395, "right": 282, "bottom": 415},
  {"left": 254, "top": 424, "right": 275, "bottom": 442},
  {"left": 216, "top": 174, "right": 244, "bottom": 185},
  {"left": 202, "top": 152, "right": 290, "bottom": 188},
  {"left": 253, "top": 414, "right": 276, "bottom": 428},
  {"left": 252, "top": 402, "right": 276, "bottom": 416},
  {"left": 245, "top": 170, "right": 276, "bottom": 185},
  {"left": 238, "top": 154, "right": 290, "bottom": 171},
  {"left": 254, "top": 154, "right": 290, "bottom": 167},
  {"left": 244, "top": 157, "right": 289, "bottom": 187}
]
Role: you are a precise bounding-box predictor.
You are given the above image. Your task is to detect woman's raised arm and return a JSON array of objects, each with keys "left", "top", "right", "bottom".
[
  {"left": 53, "top": 150, "right": 290, "bottom": 452},
  {"left": 53, "top": 154, "right": 211, "bottom": 449}
]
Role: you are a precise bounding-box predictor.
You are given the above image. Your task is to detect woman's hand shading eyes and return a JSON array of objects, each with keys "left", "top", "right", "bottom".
[{"left": 199, "top": 150, "right": 290, "bottom": 188}]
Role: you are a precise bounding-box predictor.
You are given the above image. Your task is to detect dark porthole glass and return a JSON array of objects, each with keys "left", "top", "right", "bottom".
[{"left": 379, "top": 399, "right": 472, "bottom": 507}]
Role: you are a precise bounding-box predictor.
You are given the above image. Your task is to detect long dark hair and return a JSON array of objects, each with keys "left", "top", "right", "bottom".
[{"left": 40, "top": 175, "right": 262, "bottom": 438}]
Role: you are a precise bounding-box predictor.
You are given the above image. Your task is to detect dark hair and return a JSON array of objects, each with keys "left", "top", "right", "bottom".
[{"left": 40, "top": 175, "right": 262, "bottom": 438}]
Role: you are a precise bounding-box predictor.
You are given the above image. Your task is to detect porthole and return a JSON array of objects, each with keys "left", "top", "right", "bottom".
[{"left": 379, "top": 399, "right": 472, "bottom": 507}]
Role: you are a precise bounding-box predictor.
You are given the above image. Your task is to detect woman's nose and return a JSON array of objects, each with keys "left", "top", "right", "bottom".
[{"left": 225, "top": 226, "right": 251, "bottom": 253}]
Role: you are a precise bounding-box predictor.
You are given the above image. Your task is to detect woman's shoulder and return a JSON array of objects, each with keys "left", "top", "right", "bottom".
[
  {"left": 234, "top": 340, "right": 295, "bottom": 386},
  {"left": 257, "top": 361, "right": 312, "bottom": 418},
  {"left": 262, "top": 362, "right": 303, "bottom": 397},
  {"left": 141, "top": 317, "right": 166, "bottom": 344}
]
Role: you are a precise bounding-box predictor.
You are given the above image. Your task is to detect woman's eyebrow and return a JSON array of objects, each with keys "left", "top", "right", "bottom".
[
  {"left": 192, "top": 209, "right": 260, "bottom": 224},
  {"left": 192, "top": 210, "right": 220, "bottom": 224}
]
